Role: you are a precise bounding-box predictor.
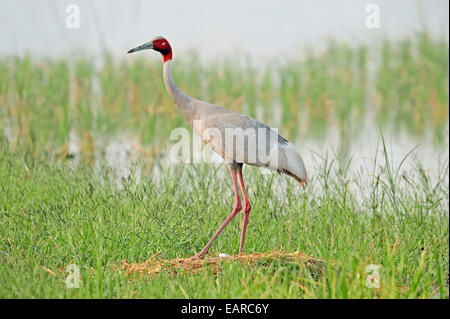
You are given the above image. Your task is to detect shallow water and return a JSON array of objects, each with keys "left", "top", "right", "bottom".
[{"left": 64, "top": 122, "right": 449, "bottom": 205}]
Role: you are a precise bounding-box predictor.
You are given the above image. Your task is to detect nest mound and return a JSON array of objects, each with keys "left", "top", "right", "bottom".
[{"left": 119, "top": 251, "right": 324, "bottom": 278}]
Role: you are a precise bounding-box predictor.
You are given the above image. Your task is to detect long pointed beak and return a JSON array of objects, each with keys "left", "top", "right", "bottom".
[{"left": 127, "top": 41, "right": 153, "bottom": 54}]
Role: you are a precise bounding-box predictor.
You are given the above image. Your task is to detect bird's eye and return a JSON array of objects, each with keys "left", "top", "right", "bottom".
[{"left": 162, "top": 42, "right": 166, "bottom": 46}]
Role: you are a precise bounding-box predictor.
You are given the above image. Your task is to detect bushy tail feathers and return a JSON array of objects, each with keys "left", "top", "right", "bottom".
[{"left": 279, "top": 143, "right": 308, "bottom": 188}]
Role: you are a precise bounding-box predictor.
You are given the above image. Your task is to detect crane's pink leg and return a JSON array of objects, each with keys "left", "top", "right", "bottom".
[
  {"left": 237, "top": 166, "right": 251, "bottom": 256},
  {"left": 194, "top": 164, "right": 242, "bottom": 258}
]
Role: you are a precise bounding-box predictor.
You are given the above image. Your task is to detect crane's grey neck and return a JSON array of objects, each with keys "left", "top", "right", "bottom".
[{"left": 163, "top": 60, "right": 194, "bottom": 118}]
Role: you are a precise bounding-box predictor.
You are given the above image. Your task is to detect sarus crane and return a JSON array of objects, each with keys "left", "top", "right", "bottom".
[{"left": 128, "top": 36, "right": 307, "bottom": 258}]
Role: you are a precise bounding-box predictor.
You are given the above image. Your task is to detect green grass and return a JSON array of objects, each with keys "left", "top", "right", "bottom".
[{"left": 0, "top": 137, "right": 448, "bottom": 298}]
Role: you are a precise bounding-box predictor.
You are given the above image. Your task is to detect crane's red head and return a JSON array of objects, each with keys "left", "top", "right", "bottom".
[{"left": 127, "top": 36, "right": 172, "bottom": 62}]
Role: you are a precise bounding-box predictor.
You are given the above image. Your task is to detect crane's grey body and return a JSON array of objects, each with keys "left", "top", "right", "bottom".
[{"left": 164, "top": 60, "right": 307, "bottom": 186}]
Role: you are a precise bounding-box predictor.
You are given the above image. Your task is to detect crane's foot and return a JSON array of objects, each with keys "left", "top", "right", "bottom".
[
  {"left": 190, "top": 251, "right": 207, "bottom": 260},
  {"left": 189, "top": 254, "right": 203, "bottom": 261}
]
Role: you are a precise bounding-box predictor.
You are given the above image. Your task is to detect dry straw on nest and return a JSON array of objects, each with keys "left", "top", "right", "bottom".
[{"left": 119, "top": 251, "right": 324, "bottom": 278}]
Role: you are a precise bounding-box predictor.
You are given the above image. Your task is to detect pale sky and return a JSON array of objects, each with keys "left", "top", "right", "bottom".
[{"left": 0, "top": 0, "right": 448, "bottom": 60}]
